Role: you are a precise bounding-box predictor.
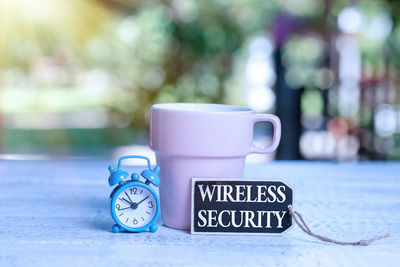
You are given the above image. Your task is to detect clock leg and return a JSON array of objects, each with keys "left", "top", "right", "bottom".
[
  {"left": 149, "top": 224, "right": 158, "bottom": 233},
  {"left": 112, "top": 224, "right": 121, "bottom": 233}
]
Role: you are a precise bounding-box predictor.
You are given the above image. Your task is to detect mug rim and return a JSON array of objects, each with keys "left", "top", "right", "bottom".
[{"left": 151, "top": 103, "right": 252, "bottom": 113}]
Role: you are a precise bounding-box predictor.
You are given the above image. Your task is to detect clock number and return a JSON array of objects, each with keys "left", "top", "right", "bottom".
[
  {"left": 115, "top": 204, "right": 121, "bottom": 211},
  {"left": 133, "top": 218, "right": 138, "bottom": 225},
  {"left": 130, "top": 187, "right": 137, "bottom": 194},
  {"left": 148, "top": 201, "right": 153, "bottom": 209}
]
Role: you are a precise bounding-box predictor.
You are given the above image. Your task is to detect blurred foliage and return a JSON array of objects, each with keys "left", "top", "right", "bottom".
[
  {"left": 0, "top": 0, "right": 283, "bottom": 128},
  {"left": 1, "top": 0, "right": 400, "bottom": 159},
  {"left": 90, "top": 0, "right": 283, "bottom": 126}
]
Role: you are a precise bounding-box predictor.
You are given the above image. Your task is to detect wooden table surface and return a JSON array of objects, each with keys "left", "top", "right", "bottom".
[{"left": 0, "top": 160, "right": 399, "bottom": 266}]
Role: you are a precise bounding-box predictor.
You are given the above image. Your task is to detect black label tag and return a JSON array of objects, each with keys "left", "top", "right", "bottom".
[{"left": 191, "top": 178, "right": 293, "bottom": 235}]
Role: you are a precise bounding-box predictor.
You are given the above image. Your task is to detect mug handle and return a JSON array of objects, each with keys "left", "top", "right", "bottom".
[{"left": 250, "top": 114, "right": 281, "bottom": 154}]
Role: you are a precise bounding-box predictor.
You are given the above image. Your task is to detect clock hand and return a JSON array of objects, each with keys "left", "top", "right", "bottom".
[
  {"left": 118, "top": 207, "right": 131, "bottom": 211},
  {"left": 137, "top": 196, "right": 150, "bottom": 205},
  {"left": 124, "top": 191, "right": 133, "bottom": 204},
  {"left": 121, "top": 197, "right": 131, "bottom": 205}
]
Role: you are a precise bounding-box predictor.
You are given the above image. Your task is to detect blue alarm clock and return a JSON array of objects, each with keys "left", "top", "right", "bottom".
[{"left": 108, "top": 155, "right": 161, "bottom": 233}]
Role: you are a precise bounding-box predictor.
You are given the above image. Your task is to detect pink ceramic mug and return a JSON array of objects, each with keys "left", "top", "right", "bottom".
[{"left": 150, "top": 103, "right": 281, "bottom": 230}]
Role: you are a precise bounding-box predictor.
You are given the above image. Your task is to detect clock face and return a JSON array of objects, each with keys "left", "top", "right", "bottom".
[{"left": 112, "top": 185, "right": 157, "bottom": 229}]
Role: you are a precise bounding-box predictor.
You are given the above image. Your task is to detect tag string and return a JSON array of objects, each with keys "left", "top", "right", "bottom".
[{"left": 287, "top": 205, "right": 389, "bottom": 246}]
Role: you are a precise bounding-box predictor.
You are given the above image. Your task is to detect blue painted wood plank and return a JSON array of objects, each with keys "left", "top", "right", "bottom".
[{"left": 0, "top": 160, "right": 399, "bottom": 266}]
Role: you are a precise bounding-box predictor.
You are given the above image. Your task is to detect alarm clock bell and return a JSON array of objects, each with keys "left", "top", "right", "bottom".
[
  {"left": 108, "top": 166, "right": 129, "bottom": 186},
  {"left": 140, "top": 166, "right": 160, "bottom": 186}
]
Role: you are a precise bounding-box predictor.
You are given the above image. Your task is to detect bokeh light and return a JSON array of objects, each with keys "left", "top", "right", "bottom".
[
  {"left": 338, "top": 7, "right": 363, "bottom": 34},
  {"left": 374, "top": 104, "right": 397, "bottom": 137}
]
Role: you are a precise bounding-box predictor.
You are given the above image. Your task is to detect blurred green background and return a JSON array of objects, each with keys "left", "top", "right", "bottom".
[{"left": 1, "top": 0, "right": 400, "bottom": 161}]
